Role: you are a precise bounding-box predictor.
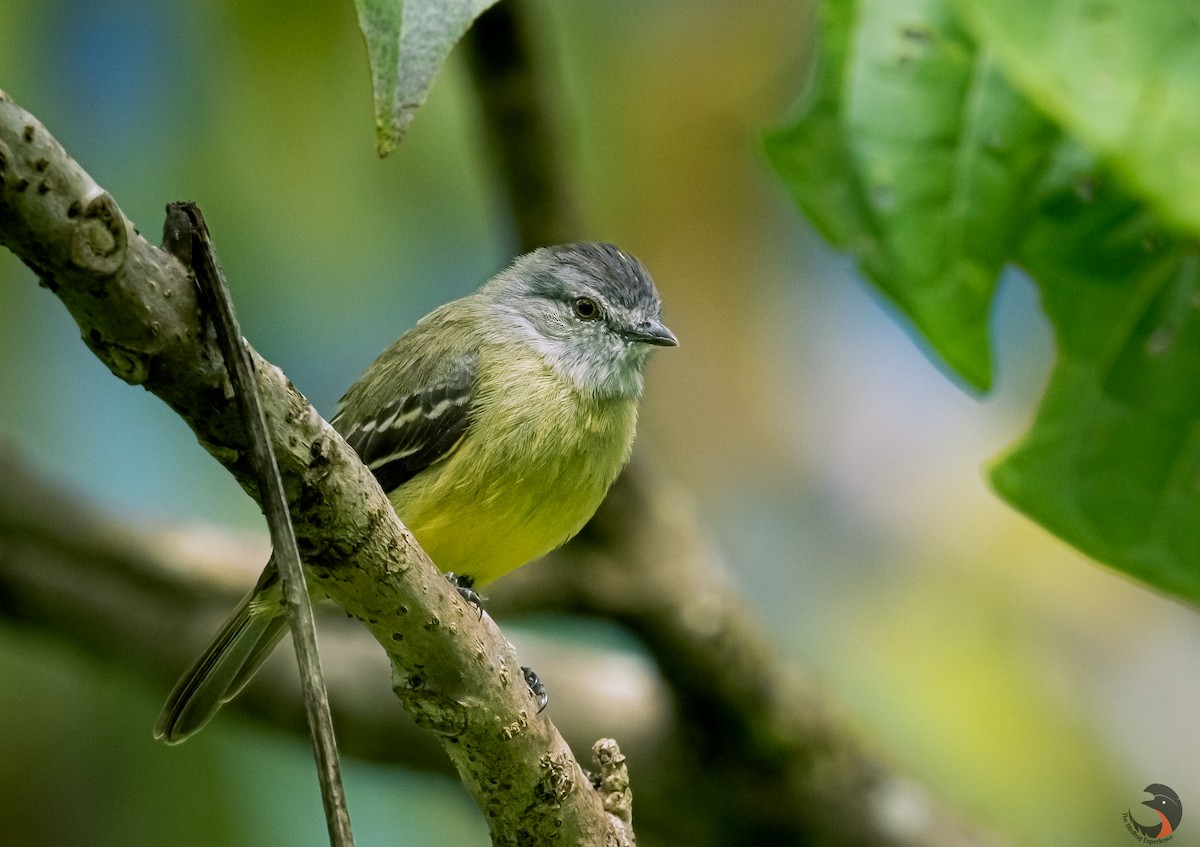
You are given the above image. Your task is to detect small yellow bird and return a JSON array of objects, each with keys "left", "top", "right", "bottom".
[{"left": 156, "top": 242, "right": 675, "bottom": 742}]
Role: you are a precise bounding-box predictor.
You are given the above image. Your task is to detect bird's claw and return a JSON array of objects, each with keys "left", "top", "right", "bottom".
[
  {"left": 522, "top": 665, "right": 549, "bottom": 713},
  {"left": 446, "top": 572, "right": 484, "bottom": 619}
]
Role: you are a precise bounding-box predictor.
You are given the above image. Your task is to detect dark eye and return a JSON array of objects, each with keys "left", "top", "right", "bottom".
[{"left": 572, "top": 297, "right": 600, "bottom": 320}]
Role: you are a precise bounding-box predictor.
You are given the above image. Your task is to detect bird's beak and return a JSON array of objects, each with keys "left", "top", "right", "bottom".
[{"left": 627, "top": 319, "right": 678, "bottom": 347}]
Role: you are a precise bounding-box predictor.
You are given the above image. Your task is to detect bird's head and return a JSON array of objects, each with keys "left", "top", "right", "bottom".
[{"left": 485, "top": 242, "right": 677, "bottom": 398}]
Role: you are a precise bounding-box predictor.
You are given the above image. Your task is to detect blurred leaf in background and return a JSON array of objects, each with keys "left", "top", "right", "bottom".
[
  {"left": 767, "top": 0, "right": 1200, "bottom": 606},
  {"left": 958, "top": 0, "right": 1200, "bottom": 233},
  {"left": 765, "top": 0, "right": 1057, "bottom": 392}
]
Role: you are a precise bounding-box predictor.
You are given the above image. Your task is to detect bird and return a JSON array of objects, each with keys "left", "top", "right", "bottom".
[{"left": 154, "top": 242, "right": 676, "bottom": 743}]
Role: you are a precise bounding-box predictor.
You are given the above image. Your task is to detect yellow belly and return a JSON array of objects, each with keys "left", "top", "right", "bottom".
[{"left": 387, "top": 358, "right": 637, "bottom": 586}]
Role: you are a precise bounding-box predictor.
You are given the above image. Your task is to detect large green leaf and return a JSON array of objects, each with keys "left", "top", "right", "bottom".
[
  {"left": 354, "top": 0, "right": 500, "bottom": 156},
  {"left": 993, "top": 146, "right": 1200, "bottom": 602},
  {"left": 764, "top": 0, "right": 1057, "bottom": 390},
  {"left": 956, "top": 0, "right": 1200, "bottom": 601},
  {"left": 955, "top": 0, "right": 1200, "bottom": 233},
  {"left": 768, "top": 0, "right": 1200, "bottom": 604}
]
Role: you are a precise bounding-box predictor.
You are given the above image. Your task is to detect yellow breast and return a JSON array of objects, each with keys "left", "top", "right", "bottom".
[{"left": 386, "top": 350, "right": 638, "bottom": 586}]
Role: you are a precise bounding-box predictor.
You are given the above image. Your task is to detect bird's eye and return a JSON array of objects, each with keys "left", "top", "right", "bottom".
[{"left": 572, "top": 297, "right": 600, "bottom": 320}]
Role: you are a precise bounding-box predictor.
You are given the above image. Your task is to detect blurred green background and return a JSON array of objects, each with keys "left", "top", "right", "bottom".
[{"left": 1, "top": 1, "right": 1197, "bottom": 845}]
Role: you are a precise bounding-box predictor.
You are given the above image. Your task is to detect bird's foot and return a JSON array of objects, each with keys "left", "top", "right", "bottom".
[
  {"left": 522, "top": 665, "right": 549, "bottom": 714},
  {"left": 445, "top": 572, "right": 484, "bottom": 619}
]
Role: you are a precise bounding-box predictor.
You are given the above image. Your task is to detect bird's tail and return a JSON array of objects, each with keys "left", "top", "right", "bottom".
[{"left": 154, "top": 585, "right": 288, "bottom": 744}]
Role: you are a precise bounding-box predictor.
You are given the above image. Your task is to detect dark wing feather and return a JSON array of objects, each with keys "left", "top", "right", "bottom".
[{"left": 333, "top": 354, "right": 476, "bottom": 493}]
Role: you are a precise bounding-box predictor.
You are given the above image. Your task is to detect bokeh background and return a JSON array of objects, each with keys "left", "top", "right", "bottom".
[{"left": 2, "top": 1, "right": 1198, "bottom": 845}]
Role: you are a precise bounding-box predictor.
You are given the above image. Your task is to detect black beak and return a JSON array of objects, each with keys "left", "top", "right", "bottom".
[{"left": 627, "top": 318, "right": 678, "bottom": 347}]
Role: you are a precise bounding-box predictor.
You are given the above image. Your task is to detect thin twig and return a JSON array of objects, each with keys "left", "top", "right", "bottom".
[{"left": 172, "top": 202, "right": 354, "bottom": 847}]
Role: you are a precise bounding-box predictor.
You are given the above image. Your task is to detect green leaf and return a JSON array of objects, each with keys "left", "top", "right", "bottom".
[
  {"left": 354, "top": 0, "right": 500, "bottom": 156},
  {"left": 992, "top": 144, "right": 1200, "bottom": 603},
  {"left": 769, "top": 0, "right": 1200, "bottom": 604},
  {"left": 954, "top": 0, "right": 1200, "bottom": 233},
  {"left": 952, "top": 0, "right": 1200, "bottom": 602},
  {"left": 764, "top": 0, "right": 1057, "bottom": 391}
]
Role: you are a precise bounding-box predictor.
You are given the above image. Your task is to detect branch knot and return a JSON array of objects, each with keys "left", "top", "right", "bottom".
[{"left": 70, "top": 190, "right": 125, "bottom": 275}]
